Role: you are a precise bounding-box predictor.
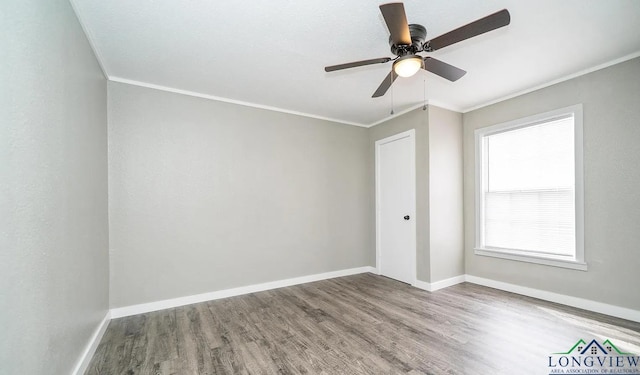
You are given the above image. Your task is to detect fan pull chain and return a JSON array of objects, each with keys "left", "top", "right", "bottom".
[
  {"left": 423, "top": 77, "right": 427, "bottom": 111},
  {"left": 390, "top": 74, "right": 394, "bottom": 115}
]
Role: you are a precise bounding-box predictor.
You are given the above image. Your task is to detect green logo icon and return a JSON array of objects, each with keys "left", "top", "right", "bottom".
[{"left": 554, "top": 339, "right": 633, "bottom": 355}]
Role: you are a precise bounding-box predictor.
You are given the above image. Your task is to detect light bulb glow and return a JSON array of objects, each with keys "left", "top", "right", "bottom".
[{"left": 393, "top": 56, "right": 423, "bottom": 78}]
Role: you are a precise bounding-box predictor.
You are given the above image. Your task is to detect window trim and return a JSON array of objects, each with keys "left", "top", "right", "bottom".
[{"left": 474, "top": 104, "right": 586, "bottom": 271}]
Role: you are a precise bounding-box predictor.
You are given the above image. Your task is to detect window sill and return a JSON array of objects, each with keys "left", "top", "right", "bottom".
[{"left": 474, "top": 248, "right": 588, "bottom": 271}]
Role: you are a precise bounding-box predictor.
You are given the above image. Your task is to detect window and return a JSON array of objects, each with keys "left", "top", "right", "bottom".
[{"left": 474, "top": 104, "right": 585, "bottom": 270}]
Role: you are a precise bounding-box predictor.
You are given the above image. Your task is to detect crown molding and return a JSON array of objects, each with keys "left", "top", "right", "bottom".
[
  {"left": 462, "top": 51, "right": 640, "bottom": 113},
  {"left": 69, "top": 0, "right": 109, "bottom": 79},
  {"left": 109, "top": 77, "right": 369, "bottom": 128}
]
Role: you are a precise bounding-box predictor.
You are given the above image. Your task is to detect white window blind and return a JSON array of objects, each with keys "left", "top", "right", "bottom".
[{"left": 480, "top": 115, "right": 577, "bottom": 259}]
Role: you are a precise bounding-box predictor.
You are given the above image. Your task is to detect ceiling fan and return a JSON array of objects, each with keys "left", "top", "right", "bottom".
[{"left": 324, "top": 3, "right": 511, "bottom": 98}]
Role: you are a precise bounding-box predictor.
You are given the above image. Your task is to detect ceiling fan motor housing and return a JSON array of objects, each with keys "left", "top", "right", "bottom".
[{"left": 389, "top": 24, "right": 427, "bottom": 56}]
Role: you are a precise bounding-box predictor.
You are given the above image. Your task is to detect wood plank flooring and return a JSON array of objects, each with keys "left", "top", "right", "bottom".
[{"left": 86, "top": 273, "right": 640, "bottom": 374}]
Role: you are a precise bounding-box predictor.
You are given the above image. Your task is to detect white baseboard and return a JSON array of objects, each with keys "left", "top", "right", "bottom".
[
  {"left": 412, "top": 275, "right": 466, "bottom": 292},
  {"left": 71, "top": 311, "right": 111, "bottom": 375},
  {"left": 464, "top": 275, "right": 640, "bottom": 323},
  {"left": 110, "top": 266, "right": 377, "bottom": 318},
  {"left": 430, "top": 275, "right": 466, "bottom": 291},
  {"left": 410, "top": 274, "right": 639, "bottom": 323},
  {"left": 412, "top": 279, "right": 432, "bottom": 291}
]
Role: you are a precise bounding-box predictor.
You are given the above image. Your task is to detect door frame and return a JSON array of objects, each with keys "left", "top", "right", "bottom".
[{"left": 375, "top": 129, "right": 417, "bottom": 285}]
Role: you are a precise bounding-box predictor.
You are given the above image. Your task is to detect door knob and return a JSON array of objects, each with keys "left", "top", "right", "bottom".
[{"left": 404, "top": 215, "right": 410, "bottom": 220}]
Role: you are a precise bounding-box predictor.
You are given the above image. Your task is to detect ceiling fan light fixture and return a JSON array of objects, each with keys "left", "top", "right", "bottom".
[{"left": 393, "top": 55, "right": 422, "bottom": 77}]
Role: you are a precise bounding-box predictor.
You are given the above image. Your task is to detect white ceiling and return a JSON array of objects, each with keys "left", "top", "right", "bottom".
[{"left": 71, "top": 0, "right": 640, "bottom": 126}]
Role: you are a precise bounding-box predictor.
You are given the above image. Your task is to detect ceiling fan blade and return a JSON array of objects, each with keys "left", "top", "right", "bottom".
[
  {"left": 324, "top": 57, "right": 392, "bottom": 72},
  {"left": 423, "top": 57, "right": 466, "bottom": 81},
  {"left": 372, "top": 70, "right": 398, "bottom": 98},
  {"left": 425, "top": 9, "right": 510, "bottom": 51},
  {"left": 379, "top": 3, "right": 411, "bottom": 46}
]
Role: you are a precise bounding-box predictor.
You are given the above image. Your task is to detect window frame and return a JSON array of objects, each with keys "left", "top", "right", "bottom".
[{"left": 474, "top": 104, "right": 586, "bottom": 271}]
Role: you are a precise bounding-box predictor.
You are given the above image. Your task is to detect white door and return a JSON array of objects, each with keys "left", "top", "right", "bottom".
[{"left": 376, "top": 129, "right": 416, "bottom": 284}]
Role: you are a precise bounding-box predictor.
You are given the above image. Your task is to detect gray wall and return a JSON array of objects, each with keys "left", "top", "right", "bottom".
[
  {"left": 0, "top": 1, "right": 109, "bottom": 374},
  {"left": 369, "top": 109, "right": 431, "bottom": 282},
  {"left": 108, "top": 82, "right": 372, "bottom": 308},
  {"left": 428, "top": 106, "right": 464, "bottom": 282},
  {"left": 463, "top": 57, "right": 640, "bottom": 310}
]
